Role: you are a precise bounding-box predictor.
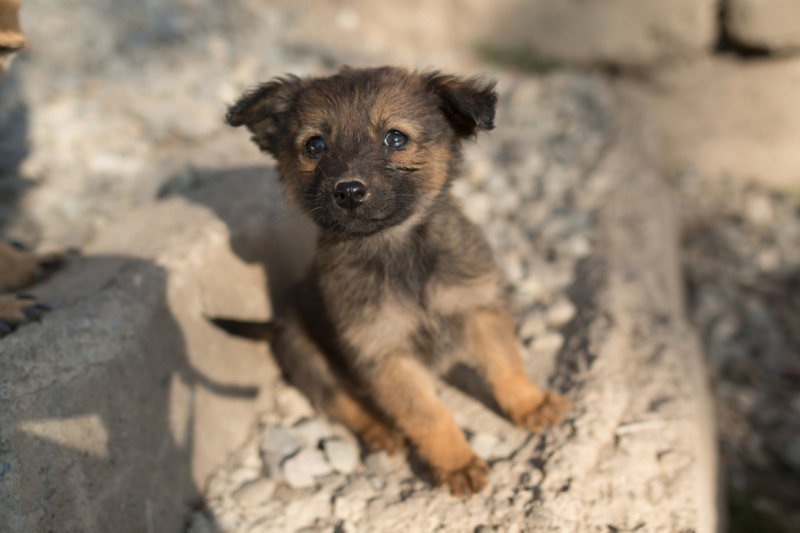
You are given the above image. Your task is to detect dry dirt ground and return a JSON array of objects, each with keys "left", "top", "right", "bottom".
[{"left": 1, "top": 1, "right": 798, "bottom": 531}]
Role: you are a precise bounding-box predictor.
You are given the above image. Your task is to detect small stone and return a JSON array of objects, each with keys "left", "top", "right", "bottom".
[
  {"left": 367, "top": 474, "right": 386, "bottom": 491},
  {"left": 485, "top": 171, "right": 512, "bottom": 196},
  {"left": 363, "top": 451, "right": 402, "bottom": 474},
  {"left": 282, "top": 448, "right": 333, "bottom": 489},
  {"left": 518, "top": 313, "right": 547, "bottom": 341},
  {"left": 275, "top": 385, "right": 316, "bottom": 424},
  {"left": 539, "top": 267, "right": 573, "bottom": 294},
  {"left": 745, "top": 194, "right": 774, "bottom": 226},
  {"left": 232, "top": 478, "right": 276, "bottom": 508},
  {"left": 334, "top": 494, "right": 368, "bottom": 523},
  {"left": 557, "top": 234, "right": 592, "bottom": 259},
  {"left": 516, "top": 277, "right": 544, "bottom": 302},
  {"left": 291, "top": 418, "right": 334, "bottom": 448},
  {"left": 260, "top": 426, "right": 302, "bottom": 478},
  {"left": 757, "top": 248, "right": 781, "bottom": 273},
  {"left": 323, "top": 438, "right": 359, "bottom": 474},
  {"left": 501, "top": 254, "right": 526, "bottom": 283},
  {"left": 462, "top": 192, "right": 493, "bottom": 224},
  {"left": 470, "top": 432, "right": 512, "bottom": 461},
  {"left": 530, "top": 332, "right": 564, "bottom": 356},
  {"left": 546, "top": 298, "right": 577, "bottom": 328}
]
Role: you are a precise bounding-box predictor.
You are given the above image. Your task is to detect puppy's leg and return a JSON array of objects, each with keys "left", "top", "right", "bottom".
[
  {"left": 274, "top": 317, "right": 404, "bottom": 453},
  {"left": 466, "top": 308, "right": 570, "bottom": 431},
  {"left": 0, "top": 294, "right": 48, "bottom": 337},
  {"left": 0, "top": 240, "right": 63, "bottom": 292},
  {"left": 371, "top": 354, "right": 488, "bottom": 495}
]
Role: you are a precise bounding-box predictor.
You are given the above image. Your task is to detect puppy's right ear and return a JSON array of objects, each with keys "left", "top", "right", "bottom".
[{"left": 225, "top": 76, "right": 302, "bottom": 155}]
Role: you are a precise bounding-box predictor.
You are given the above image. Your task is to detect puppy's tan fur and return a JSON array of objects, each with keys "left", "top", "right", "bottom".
[{"left": 220, "top": 66, "right": 570, "bottom": 495}]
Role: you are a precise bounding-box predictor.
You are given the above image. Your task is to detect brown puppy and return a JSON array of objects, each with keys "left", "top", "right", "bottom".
[{"left": 219, "top": 66, "right": 569, "bottom": 495}]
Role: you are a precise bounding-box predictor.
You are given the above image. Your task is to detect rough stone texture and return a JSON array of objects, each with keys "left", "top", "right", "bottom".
[
  {"left": 271, "top": 0, "right": 718, "bottom": 69},
  {"left": 188, "top": 75, "right": 720, "bottom": 533},
  {"left": 0, "top": 171, "right": 313, "bottom": 532},
  {"left": 621, "top": 56, "right": 800, "bottom": 191},
  {"left": 485, "top": 0, "right": 717, "bottom": 67},
  {"left": 727, "top": 0, "right": 800, "bottom": 52}
]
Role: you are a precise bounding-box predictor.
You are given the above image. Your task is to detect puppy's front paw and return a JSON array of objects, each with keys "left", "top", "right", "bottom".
[
  {"left": 0, "top": 294, "right": 50, "bottom": 337},
  {"left": 513, "top": 391, "right": 571, "bottom": 432},
  {"left": 360, "top": 422, "right": 406, "bottom": 455},
  {"left": 434, "top": 455, "right": 489, "bottom": 497}
]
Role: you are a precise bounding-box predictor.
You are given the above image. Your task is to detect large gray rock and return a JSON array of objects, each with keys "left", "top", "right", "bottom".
[
  {"left": 727, "top": 0, "right": 800, "bottom": 52},
  {"left": 0, "top": 170, "right": 313, "bottom": 532}
]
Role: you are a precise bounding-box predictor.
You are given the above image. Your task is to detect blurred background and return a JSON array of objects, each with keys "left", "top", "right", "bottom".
[{"left": 1, "top": 1, "right": 798, "bottom": 531}]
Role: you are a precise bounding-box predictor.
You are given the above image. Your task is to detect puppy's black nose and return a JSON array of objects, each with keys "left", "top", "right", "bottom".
[{"left": 333, "top": 180, "right": 367, "bottom": 211}]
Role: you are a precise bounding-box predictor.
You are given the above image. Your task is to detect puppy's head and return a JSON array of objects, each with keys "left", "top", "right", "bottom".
[{"left": 227, "top": 66, "right": 497, "bottom": 237}]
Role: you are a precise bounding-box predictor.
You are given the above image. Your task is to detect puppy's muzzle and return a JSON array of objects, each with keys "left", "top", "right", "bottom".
[{"left": 334, "top": 180, "right": 367, "bottom": 211}]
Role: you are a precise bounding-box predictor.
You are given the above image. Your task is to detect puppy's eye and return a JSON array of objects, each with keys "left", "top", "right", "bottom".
[
  {"left": 305, "top": 136, "right": 326, "bottom": 157},
  {"left": 384, "top": 130, "right": 407, "bottom": 149}
]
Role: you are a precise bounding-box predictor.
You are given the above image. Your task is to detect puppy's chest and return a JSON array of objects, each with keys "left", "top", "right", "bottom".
[{"left": 321, "top": 248, "right": 502, "bottom": 336}]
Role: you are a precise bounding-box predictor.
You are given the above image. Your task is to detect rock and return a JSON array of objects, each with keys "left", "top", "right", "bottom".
[
  {"left": 323, "top": 438, "right": 360, "bottom": 474},
  {"left": 362, "top": 451, "right": 403, "bottom": 475},
  {"left": 260, "top": 425, "right": 302, "bottom": 478},
  {"left": 470, "top": 432, "right": 513, "bottom": 461},
  {"left": 232, "top": 478, "right": 276, "bottom": 508},
  {"left": 291, "top": 418, "right": 334, "bottom": 448},
  {"left": 529, "top": 332, "right": 564, "bottom": 356},
  {"left": 484, "top": 0, "right": 717, "bottom": 68},
  {"left": 0, "top": 180, "right": 289, "bottom": 532},
  {"left": 545, "top": 297, "right": 577, "bottom": 328},
  {"left": 518, "top": 313, "right": 547, "bottom": 341},
  {"left": 556, "top": 234, "right": 592, "bottom": 259},
  {"left": 621, "top": 56, "right": 800, "bottom": 190},
  {"left": 332, "top": 480, "right": 373, "bottom": 523},
  {"left": 727, "top": 0, "right": 800, "bottom": 53},
  {"left": 461, "top": 192, "right": 493, "bottom": 225},
  {"left": 282, "top": 448, "right": 333, "bottom": 488}
]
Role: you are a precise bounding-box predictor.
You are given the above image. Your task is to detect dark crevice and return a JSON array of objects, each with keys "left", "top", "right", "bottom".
[{"left": 714, "top": 0, "right": 772, "bottom": 59}]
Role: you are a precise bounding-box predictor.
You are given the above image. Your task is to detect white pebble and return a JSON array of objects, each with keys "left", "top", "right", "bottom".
[
  {"left": 462, "top": 192, "right": 493, "bottom": 224},
  {"left": 232, "top": 478, "right": 276, "bottom": 508},
  {"left": 260, "top": 426, "right": 301, "bottom": 478},
  {"left": 530, "top": 332, "right": 564, "bottom": 356},
  {"left": 558, "top": 234, "right": 592, "bottom": 259},
  {"left": 282, "top": 448, "right": 332, "bottom": 489},
  {"left": 745, "top": 194, "right": 773, "bottom": 226},
  {"left": 546, "top": 298, "right": 577, "bottom": 328},
  {"left": 291, "top": 418, "right": 334, "bottom": 448},
  {"left": 323, "top": 438, "right": 360, "bottom": 474},
  {"left": 470, "top": 432, "right": 512, "bottom": 460},
  {"left": 519, "top": 313, "right": 547, "bottom": 340}
]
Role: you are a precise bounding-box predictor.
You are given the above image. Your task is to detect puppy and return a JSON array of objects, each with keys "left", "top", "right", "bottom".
[{"left": 218, "top": 66, "right": 570, "bottom": 495}]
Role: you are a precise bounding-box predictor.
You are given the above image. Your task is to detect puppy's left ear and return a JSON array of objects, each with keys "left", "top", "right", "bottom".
[{"left": 423, "top": 72, "right": 498, "bottom": 138}]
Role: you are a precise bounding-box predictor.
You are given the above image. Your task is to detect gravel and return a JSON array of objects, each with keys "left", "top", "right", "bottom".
[{"left": 678, "top": 171, "right": 800, "bottom": 529}]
